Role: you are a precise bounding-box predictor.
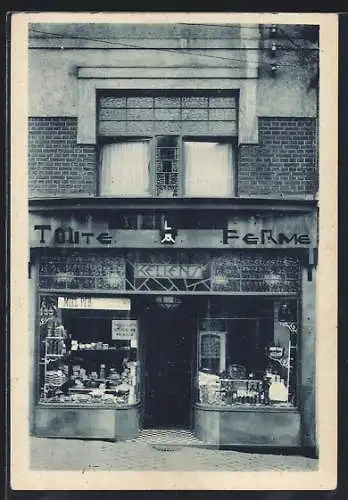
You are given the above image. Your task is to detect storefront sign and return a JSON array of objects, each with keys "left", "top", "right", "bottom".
[
  {"left": 222, "top": 229, "right": 310, "bottom": 246},
  {"left": 111, "top": 319, "right": 138, "bottom": 340},
  {"left": 30, "top": 213, "right": 317, "bottom": 249},
  {"left": 38, "top": 252, "right": 301, "bottom": 294},
  {"left": 133, "top": 263, "right": 204, "bottom": 279},
  {"left": 57, "top": 297, "right": 131, "bottom": 310},
  {"left": 34, "top": 224, "right": 113, "bottom": 246}
]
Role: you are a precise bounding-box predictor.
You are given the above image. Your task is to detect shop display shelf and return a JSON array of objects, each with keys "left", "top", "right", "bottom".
[
  {"left": 44, "top": 336, "right": 67, "bottom": 340},
  {"left": 195, "top": 402, "right": 297, "bottom": 412},
  {"left": 71, "top": 347, "right": 130, "bottom": 353},
  {"left": 44, "top": 354, "right": 66, "bottom": 358},
  {"left": 68, "top": 387, "right": 130, "bottom": 394}
]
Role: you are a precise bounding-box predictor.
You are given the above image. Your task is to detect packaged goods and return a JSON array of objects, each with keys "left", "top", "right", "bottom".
[{"left": 269, "top": 376, "right": 288, "bottom": 402}]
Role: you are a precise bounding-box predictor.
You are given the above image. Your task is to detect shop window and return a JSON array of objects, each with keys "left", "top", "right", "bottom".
[
  {"left": 197, "top": 299, "right": 298, "bottom": 408},
  {"left": 38, "top": 295, "right": 140, "bottom": 406}
]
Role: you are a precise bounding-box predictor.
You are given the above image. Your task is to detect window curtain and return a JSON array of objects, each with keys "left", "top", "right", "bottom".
[
  {"left": 100, "top": 141, "right": 150, "bottom": 197},
  {"left": 184, "top": 142, "right": 233, "bottom": 197}
]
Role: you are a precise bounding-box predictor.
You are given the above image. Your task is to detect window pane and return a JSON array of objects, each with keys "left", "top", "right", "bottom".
[
  {"left": 155, "top": 136, "right": 179, "bottom": 197},
  {"left": 197, "top": 299, "right": 298, "bottom": 408},
  {"left": 100, "top": 142, "right": 150, "bottom": 197},
  {"left": 38, "top": 304, "right": 140, "bottom": 406},
  {"left": 184, "top": 141, "right": 233, "bottom": 197}
]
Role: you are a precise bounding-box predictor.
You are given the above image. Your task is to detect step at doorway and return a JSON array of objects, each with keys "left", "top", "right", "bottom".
[{"left": 129, "top": 428, "right": 205, "bottom": 448}]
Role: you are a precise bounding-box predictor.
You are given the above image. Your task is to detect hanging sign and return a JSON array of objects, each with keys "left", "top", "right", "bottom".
[
  {"left": 111, "top": 319, "right": 138, "bottom": 340},
  {"left": 57, "top": 297, "right": 131, "bottom": 310}
]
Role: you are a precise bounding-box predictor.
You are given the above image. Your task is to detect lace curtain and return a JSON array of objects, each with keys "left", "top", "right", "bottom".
[
  {"left": 100, "top": 141, "right": 150, "bottom": 196},
  {"left": 184, "top": 141, "right": 233, "bottom": 197}
]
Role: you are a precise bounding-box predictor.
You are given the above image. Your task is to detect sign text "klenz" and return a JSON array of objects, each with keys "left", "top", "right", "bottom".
[
  {"left": 134, "top": 264, "right": 204, "bottom": 279},
  {"left": 222, "top": 229, "right": 311, "bottom": 245}
]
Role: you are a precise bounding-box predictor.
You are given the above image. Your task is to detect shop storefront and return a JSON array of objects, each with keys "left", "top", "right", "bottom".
[{"left": 29, "top": 204, "right": 317, "bottom": 448}]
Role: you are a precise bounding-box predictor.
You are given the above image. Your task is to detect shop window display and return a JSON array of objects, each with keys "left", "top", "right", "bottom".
[
  {"left": 197, "top": 298, "right": 298, "bottom": 408},
  {"left": 38, "top": 295, "right": 140, "bottom": 406}
]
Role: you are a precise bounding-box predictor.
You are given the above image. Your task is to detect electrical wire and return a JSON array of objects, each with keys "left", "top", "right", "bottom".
[
  {"left": 29, "top": 26, "right": 318, "bottom": 51},
  {"left": 29, "top": 28, "right": 319, "bottom": 69},
  {"left": 178, "top": 22, "right": 318, "bottom": 50}
]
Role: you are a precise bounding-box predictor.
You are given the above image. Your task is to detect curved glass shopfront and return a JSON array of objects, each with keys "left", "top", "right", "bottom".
[
  {"left": 32, "top": 248, "right": 304, "bottom": 444},
  {"left": 196, "top": 297, "right": 298, "bottom": 410}
]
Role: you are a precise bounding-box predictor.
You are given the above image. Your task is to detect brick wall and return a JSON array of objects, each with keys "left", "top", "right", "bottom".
[
  {"left": 238, "top": 118, "right": 317, "bottom": 197},
  {"left": 29, "top": 118, "right": 96, "bottom": 197},
  {"left": 28, "top": 116, "right": 317, "bottom": 199}
]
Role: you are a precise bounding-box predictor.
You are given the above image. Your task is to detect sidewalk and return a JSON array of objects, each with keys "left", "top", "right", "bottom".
[{"left": 30, "top": 430, "right": 319, "bottom": 471}]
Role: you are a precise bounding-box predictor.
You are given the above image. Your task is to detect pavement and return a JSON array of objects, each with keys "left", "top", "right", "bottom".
[{"left": 30, "top": 429, "right": 319, "bottom": 471}]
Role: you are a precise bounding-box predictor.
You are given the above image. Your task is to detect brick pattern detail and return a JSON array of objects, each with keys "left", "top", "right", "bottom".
[
  {"left": 238, "top": 118, "right": 317, "bottom": 197},
  {"left": 29, "top": 118, "right": 96, "bottom": 197}
]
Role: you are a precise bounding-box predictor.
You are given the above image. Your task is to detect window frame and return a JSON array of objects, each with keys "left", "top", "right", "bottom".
[
  {"left": 98, "top": 137, "right": 152, "bottom": 198},
  {"left": 98, "top": 134, "right": 237, "bottom": 198},
  {"left": 182, "top": 136, "right": 235, "bottom": 198}
]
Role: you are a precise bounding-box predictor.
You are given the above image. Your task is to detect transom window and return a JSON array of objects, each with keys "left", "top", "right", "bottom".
[{"left": 98, "top": 93, "right": 237, "bottom": 198}]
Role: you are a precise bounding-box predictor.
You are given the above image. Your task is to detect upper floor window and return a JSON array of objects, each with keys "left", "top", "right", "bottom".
[
  {"left": 184, "top": 140, "right": 233, "bottom": 197},
  {"left": 98, "top": 93, "right": 237, "bottom": 198},
  {"left": 100, "top": 140, "right": 150, "bottom": 197}
]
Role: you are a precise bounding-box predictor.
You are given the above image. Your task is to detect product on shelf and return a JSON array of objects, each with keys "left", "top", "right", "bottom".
[
  {"left": 45, "top": 370, "right": 67, "bottom": 387},
  {"left": 99, "top": 364, "right": 106, "bottom": 380},
  {"left": 40, "top": 312, "right": 140, "bottom": 406},
  {"left": 268, "top": 374, "right": 288, "bottom": 402},
  {"left": 197, "top": 364, "right": 294, "bottom": 407}
]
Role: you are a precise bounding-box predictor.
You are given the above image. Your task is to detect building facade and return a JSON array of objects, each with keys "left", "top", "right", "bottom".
[{"left": 28, "top": 23, "right": 319, "bottom": 452}]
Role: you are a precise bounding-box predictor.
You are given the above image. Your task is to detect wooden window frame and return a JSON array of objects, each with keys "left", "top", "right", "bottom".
[{"left": 98, "top": 134, "right": 236, "bottom": 198}]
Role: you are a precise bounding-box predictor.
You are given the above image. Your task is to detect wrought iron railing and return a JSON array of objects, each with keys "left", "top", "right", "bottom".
[{"left": 155, "top": 146, "right": 180, "bottom": 197}]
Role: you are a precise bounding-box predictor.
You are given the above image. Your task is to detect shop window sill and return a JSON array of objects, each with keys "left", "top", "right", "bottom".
[
  {"left": 37, "top": 402, "right": 140, "bottom": 410},
  {"left": 195, "top": 402, "right": 298, "bottom": 412}
]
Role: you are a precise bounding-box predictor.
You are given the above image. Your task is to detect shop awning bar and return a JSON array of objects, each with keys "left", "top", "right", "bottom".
[{"left": 29, "top": 197, "right": 317, "bottom": 214}]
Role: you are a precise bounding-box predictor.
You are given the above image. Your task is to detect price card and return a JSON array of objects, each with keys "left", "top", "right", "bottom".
[{"left": 112, "top": 320, "right": 138, "bottom": 340}]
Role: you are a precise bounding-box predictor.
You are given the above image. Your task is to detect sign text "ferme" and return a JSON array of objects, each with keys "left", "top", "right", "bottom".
[{"left": 222, "top": 229, "right": 311, "bottom": 245}]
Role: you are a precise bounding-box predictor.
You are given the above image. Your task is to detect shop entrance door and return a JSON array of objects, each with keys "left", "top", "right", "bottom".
[{"left": 144, "top": 300, "right": 194, "bottom": 429}]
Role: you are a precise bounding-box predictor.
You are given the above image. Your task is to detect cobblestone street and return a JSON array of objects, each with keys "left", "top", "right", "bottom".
[{"left": 30, "top": 430, "right": 318, "bottom": 471}]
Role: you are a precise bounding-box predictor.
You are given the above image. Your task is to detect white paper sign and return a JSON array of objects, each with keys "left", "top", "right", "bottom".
[
  {"left": 58, "top": 296, "right": 131, "bottom": 310},
  {"left": 112, "top": 319, "right": 138, "bottom": 340}
]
